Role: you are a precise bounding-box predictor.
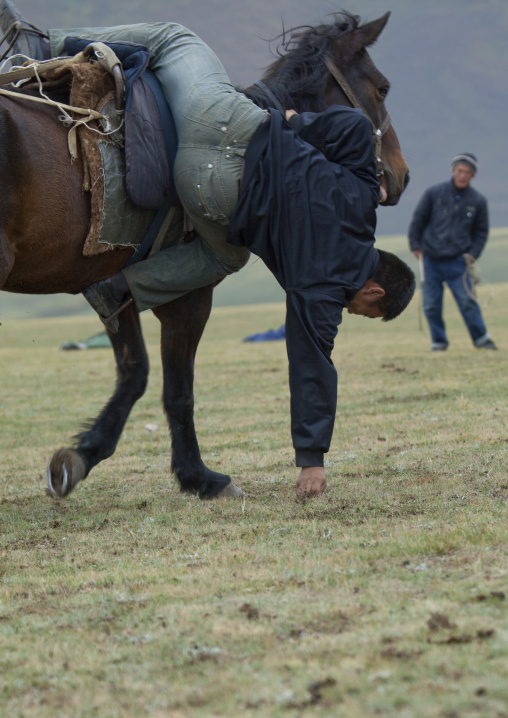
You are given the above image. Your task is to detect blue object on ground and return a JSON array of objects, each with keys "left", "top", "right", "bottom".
[{"left": 243, "top": 325, "right": 286, "bottom": 342}]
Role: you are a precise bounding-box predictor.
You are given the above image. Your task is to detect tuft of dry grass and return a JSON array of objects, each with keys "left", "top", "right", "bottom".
[{"left": 0, "top": 284, "right": 507, "bottom": 717}]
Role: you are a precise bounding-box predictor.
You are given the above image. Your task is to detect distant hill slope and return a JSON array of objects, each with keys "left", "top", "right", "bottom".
[
  {"left": 1, "top": 231, "right": 506, "bottom": 320},
  {"left": 7, "top": 0, "right": 508, "bottom": 236}
]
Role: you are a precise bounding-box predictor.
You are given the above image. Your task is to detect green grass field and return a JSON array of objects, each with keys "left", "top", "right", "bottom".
[{"left": 0, "top": 283, "right": 507, "bottom": 717}]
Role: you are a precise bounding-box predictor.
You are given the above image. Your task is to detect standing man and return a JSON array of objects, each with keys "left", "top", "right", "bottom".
[{"left": 408, "top": 153, "right": 497, "bottom": 351}]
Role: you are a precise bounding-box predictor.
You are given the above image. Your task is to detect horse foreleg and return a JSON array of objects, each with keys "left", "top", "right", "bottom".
[
  {"left": 152, "top": 286, "right": 244, "bottom": 499},
  {"left": 47, "top": 303, "right": 149, "bottom": 497}
]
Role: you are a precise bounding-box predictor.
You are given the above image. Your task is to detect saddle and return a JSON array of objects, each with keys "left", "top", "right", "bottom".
[
  {"left": 6, "top": 40, "right": 181, "bottom": 257},
  {"left": 64, "top": 37, "right": 179, "bottom": 210}
]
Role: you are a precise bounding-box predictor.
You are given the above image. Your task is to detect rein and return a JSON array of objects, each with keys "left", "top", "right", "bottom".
[
  {"left": 0, "top": 83, "right": 105, "bottom": 158},
  {"left": 324, "top": 56, "right": 391, "bottom": 177},
  {"left": 0, "top": 44, "right": 125, "bottom": 159},
  {"left": 253, "top": 80, "right": 286, "bottom": 114}
]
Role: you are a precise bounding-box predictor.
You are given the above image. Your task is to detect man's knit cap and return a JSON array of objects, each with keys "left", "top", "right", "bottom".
[{"left": 451, "top": 152, "right": 478, "bottom": 174}]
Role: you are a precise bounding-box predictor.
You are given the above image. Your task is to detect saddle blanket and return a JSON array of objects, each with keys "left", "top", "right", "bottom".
[{"left": 45, "top": 43, "right": 181, "bottom": 256}]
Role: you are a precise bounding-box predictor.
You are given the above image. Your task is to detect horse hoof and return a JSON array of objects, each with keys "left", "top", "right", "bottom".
[
  {"left": 47, "top": 449, "right": 86, "bottom": 497},
  {"left": 216, "top": 482, "right": 245, "bottom": 498}
]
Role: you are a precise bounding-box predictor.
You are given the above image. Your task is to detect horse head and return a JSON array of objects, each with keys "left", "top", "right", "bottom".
[
  {"left": 323, "top": 12, "right": 409, "bottom": 205},
  {"left": 245, "top": 11, "right": 409, "bottom": 206}
]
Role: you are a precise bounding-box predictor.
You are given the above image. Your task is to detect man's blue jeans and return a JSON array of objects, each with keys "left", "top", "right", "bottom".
[{"left": 423, "top": 255, "right": 490, "bottom": 348}]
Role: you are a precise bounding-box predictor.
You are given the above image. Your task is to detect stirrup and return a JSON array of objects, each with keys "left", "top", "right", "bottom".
[{"left": 101, "top": 297, "right": 135, "bottom": 326}]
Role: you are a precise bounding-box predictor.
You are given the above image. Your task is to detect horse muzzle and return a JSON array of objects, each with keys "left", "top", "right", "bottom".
[{"left": 379, "top": 166, "right": 410, "bottom": 207}]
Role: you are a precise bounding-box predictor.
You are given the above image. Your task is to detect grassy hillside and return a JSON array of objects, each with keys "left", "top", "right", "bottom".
[{"left": 1, "top": 229, "right": 506, "bottom": 320}]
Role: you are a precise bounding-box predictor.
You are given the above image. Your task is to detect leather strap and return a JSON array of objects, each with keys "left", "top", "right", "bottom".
[
  {"left": 324, "top": 55, "right": 391, "bottom": 176},
  {"left": 253, "top": 80, "right": 285, "bottom": 114}
]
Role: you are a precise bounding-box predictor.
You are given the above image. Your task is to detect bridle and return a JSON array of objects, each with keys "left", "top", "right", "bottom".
[
  {"left": 324, "top": 56, "right": 391, "bottom": 178},
  {"left": 254, "top": 56, "right": 391, "bottom": 179}
]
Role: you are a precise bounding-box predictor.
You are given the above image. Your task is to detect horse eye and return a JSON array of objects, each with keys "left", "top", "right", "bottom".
[{"left": 379, "top": 86, "right": 389, "bottom": 98}]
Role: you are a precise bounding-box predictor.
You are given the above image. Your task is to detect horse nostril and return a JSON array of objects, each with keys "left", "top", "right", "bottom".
[{"left": 404, "top": 171, "right": 410, "bottom": 189}]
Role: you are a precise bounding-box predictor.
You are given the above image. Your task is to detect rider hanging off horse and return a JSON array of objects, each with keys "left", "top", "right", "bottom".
[{"left": 0, "top": 1, "right": 415, "bottom": 499}]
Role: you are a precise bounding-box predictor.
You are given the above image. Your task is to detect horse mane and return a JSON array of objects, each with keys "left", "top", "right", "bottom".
[{"left": 241, "top": 11, "right": 360, "bottom": 112}]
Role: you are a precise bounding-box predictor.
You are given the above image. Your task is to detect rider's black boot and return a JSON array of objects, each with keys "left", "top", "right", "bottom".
[{"left": 82, "top": 273, "right": 134, "bottom": 334}]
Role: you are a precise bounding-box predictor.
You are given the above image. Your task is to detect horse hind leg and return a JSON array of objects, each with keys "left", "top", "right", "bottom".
[
  {"left": 46, "top": 303, "right": 149, "bottom": 497},
  {"left": 153, "top": 286, "right": 244, "bottom": 499}
]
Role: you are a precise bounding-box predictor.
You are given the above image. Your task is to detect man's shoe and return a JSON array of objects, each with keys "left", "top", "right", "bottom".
[
  {"left": 431, "top": 342, "right": 448, "bottom": 352},
  {"left": 82, "top": 276, "right": 133, "bottom": 334},
  {"left": 0, "top": 0, "right": 49, "bottom": 63},
  {"left": 476, "top": 339, "right": 498, "bottom": 350}
]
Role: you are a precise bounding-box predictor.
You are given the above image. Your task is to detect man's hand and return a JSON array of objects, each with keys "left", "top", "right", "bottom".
[
  {"left": 296, "top": 467, "right": 327, "bottom": 499},
  {"left": 464, "top": 253, "right": 475, "bottom": 267},
  {"left": 413, "top": 250, "right": 423, "bottom": 260}
]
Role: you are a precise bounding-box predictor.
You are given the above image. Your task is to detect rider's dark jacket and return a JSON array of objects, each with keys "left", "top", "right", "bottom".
[
  {"left": 408, "top": 179, "right": 489, "bottom": 260},
  {"left": 228, "top": 106, "right": 380, "bottom": 467}
]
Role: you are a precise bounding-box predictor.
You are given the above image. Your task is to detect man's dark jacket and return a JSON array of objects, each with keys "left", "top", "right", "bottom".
[
  {"left": 228, "top": 106, "right": 380, "bottom": 467},
  {"left": 408, "top": 180, "right": 489, "bottom": 260}
]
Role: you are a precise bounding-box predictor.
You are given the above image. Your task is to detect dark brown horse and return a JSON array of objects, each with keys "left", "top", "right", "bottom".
[{"left": 0, "top": 12, "right": 409, "bottom": 499}]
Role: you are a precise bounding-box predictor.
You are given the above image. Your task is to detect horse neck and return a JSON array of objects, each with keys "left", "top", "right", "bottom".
[{"left": 242, "top": 36, "right": 354, "bottom": 114}]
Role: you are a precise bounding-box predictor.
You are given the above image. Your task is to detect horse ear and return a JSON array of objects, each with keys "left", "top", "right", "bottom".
[{"left": 352, "top": 11, "right": 390, "bottom": 50}]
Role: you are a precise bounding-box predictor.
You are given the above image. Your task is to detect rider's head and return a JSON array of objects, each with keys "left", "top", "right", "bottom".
[{"left": 346, "top": 250, "right": 415, "bottom": 321}]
